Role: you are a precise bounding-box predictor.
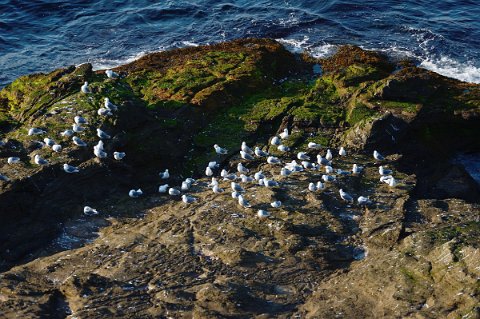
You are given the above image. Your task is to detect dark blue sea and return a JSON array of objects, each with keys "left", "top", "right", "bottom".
[{"left": 0, "top": 0, "right": 479, "bottom": 87}]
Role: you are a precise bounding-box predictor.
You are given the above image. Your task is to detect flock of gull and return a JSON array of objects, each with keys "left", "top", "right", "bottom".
[{"left": 0, "top": 71, "right": 398, "bottom": 217}]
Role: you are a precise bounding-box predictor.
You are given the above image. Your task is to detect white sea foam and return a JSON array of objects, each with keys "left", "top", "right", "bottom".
[
  {"left": 91, "top": 51, "right": 149, "bottom": 71},
  {"left": 420, "top": 56, "right": 480, "bottom": 84}
]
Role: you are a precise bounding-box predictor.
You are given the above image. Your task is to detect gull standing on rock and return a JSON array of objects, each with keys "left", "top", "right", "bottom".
[
  {"left": 277, "top": 145, "right": 290, "bottom": 152},
  {"left": 237, "top": 163, "right": 249, "bottom": 174},
  {"left": 339, "top": 147, "right": 346, "bottom": 156},
  {"left": 352, "top": 164, "right": 363, "bottom": 174},
  {"left": 72, "top": 136, "right": 87, "bottom": 147},
  {"left": 231, "top": 191, "right": 241, "bottom": 199},
  {"left": 63, "top": 164, "right": 79, "bottom": 173},
  {"left": 159, "top": 169, "right": 169, "bottom": 179},
  {"left": 316, "top": 181, "right": 325, "bottom": 190},
  {"left": 113, "top": 152, "right": 125, "bottom": 160},
  {"left": 7, "top": 157, "right": 20, "bottom": 164},
  {"left": 271, "top": 201, "right": 282, "bottom": 208},
  {"left": 231, "top": 182, "right": 245, "bottom": 193},
  {"left": 297, "top": 152, "right": 310, "bottom": 161},
  {"left": 81, "top": 82, "right": 90, "bottom": 94},
  {"left": 325, "top": 165, "right": 333, "bottom": 174},
  {"left": 317, "top": 154, "right": 330, "bottom": 166},
  {"left": 254, "top": 147, "right": 269, "bottom": 157},
  {"left": 34, "top": 154, "right": 48, "bottom": 165},
  {"left": 93, "top": 145, "right": 107, "bottom": 159},
  {"left": 213, "top": 184, "right": 224, "bottom": 194},
  {"left": 158, "top": 184, "right": 169, "bottom": 193},
  {"left": 129, "top": 189, "right": 143, "bottom": 198},
  {"left": 308, "top": 142, "right": 322, "bottom": 150},
  {"left": 270, "top": 136, "right": 281, "bottom": 146},
  {"left": 308, "top": 183, "right": 317, "bottom": 192},
  {"left": 74, "top": 116, "right": 87, "bottom": 125},
  {"left": 241, "top": 141, "right": 253, "bottom": 154},
  {"left": 267, "top": 156, "right": 281, "bottom": 164},
  {"left": 52, "top": 144, "right": 62, "bottom": 152},
  {"left": 98, "top": 108, "right": 112, "bottom": 116},
  {"left": 214, "top": 144, "right": 228, "bottom": 155},
  {"left": 208, "top": 161, "right": 219, "bottom": 169},
  {"left": 325, "top": 149, "right": 333, "bottom": 161},
  {"left": 44, "top": 138, "right": 55, "bottom": 147},
  {"left": 254, "top": 171, "right": 265, "bottom": 181},
  {"left": 61, "top": 129, "right": 74, "bottom": 137},
  {"left": 168, "top": 188, "right": 181, "bottom": 196},
  {"left": 339, "top": 189, "right": 353, "bottom": 202},
  {"left": 374, "top": 150, "right": 385, "bottom": 161},
  {"left": 97, "top": 128, "right": 111, "bottom": 139},
  {"left": 257, "top": 210, "right": 270, "bottom": 218},
  {"left": 84, "top": 206, "right": 99, "bottom": 215},
  {"left": 182, "top": 194, "right": 197, "bottom": 204},
  {"left": 240, "top": 150, "right": 254, "bottom": 160},
  {"left": 104, "top": 98, "right": 118, "bottom": 111},
  {"left": 264, "top": 179, "right": 279, "bottom": 187},
  {"left": 238, "top": 195, "right": 251, "bottom": 208},
  {"left": 357, "top": 196, "right": 371, "bottom": 205},
  {"left": 379, "top": 166, "right": 392, "bottom": 176},
  {"left": 240, "top": 174, "right": 254, "bottom": 183},
  {"left": 205, "top": 166, "right": 213, "bottom": 176},
  {"left": 28, "top": 128, "right": 46, "bottom": 136},
  {"left": 279, "top": 128, "right": 289, "bottom": 139},
  {"left": 72, "top": 124, "right": 85, "bottom": 133},
  {"left": 105, "top": 69, "right": 118, "bottom": 78},
  {"left": 281, "top": 167, "right": 293, "bottom": 176},
  {"left": 322, "top": 174, "right": 335, "bottom": 182}
]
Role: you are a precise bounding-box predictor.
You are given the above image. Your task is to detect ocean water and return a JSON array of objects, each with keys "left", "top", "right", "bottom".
[{"left": 0, "top": 0, "right": 479, "bottom": 87}]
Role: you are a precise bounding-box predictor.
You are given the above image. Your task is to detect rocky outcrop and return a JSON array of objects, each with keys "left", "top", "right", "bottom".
[{"left": 0, "top": 39, "right": 479, "bottom": 318}]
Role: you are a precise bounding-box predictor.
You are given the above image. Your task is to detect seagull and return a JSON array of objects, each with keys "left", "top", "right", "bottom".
[
  {"left": 158, "top": 184, "right": 169, "bottom": 193},
  {"left": 28, "top": 128, "right": 46, "bottom": 136},
  {"left": 83, "top": 206, "right": 99, "bottom": 215},
  {"left": 72, "top": 124, "right": 85, "bottom": 133},
  {"left": 159, "top": 169, "right": 169, "bottom": 179},
  {"left": 308, "top": 183, "right": 317, "bottom": 192},
  {"left": 181, "top": 181, "right": 191, "bottom": 191},
  {"left": 257, "top": 210, "right": 270, "bottom": 218},
  {"left": 240, "top": 150, "right": 254, "bottom": 160},
  {"left": 270, "top": 201, "right": 282, "bottom": 208},
  {"left": 113, "top": 151, "right": 126, "bottom": 160},
  {"left": 317, "top": 154, "right": 330, "bottom": 166},
  {"left": 254, "top": 147, "right": 269, "bottom": 157},
  {"left": 72, "top": 136, "right": 87, "bottom": 147},
  {"left": 34, "top": 154, "right": 48, "bottom": 165},
  {"left": 231, "top": 191, "right": 241, "bottom": 199},
  {"left": 277, "top": 145, "right": 290, "bottom": 152},
  {"left": 339, "top": 189, "right": 353, "bottom": 202},
  {"left": 380, "top": 175, "right": 393, "bottom": 183},
  {"left": 279, "top": 128, "right": 289, "bottom": 139},
  {"left": 238, "top": 195, "right": 251, "bottom": 208},
  {"left": 44, "top": 138, "right": 55, "bottom": 147},
  {"left": 231, "top": 182, "right": 245, "bottom": 192},
  {"left": 237, "top": 163, "right": 249, "bottom": 173},
  {"left": 325, "top": 165, "right": 333, "bottom": 174},
  {"left": 214, "top": 144, "right": 228, "bottom": 155},
  {"left": 357, "top": 196, "right": 371, "bottom": 205},
  {"left": 254, "top": 171, "right": 265, "bottom": 180},
  {"left": 325, "top": 149, "right": 333, "bottom": 161},
  {"left": 388, "top": 177, "right": 397, "bottom": 187},
  {"left": 264, "top": 179, "right": 279, "bottom": 187},
  {"left": 302, "top": 161, "right": 315, "bottom": 169},
  {"left": 129, "top": 189, "right": 143, "bottom": 198},
  {"left": 185, "top": 178, "right": 196, "bottom": 185},
  {"left": 98, "top": 108, "right": 112, "bottom": 116},
  {"left": 352, "top": 164, "right": 363, "bottom": 174},
  {"left": 74, "top": 116, "right": 87, "bottom": 125},
  {"left": 52, "top": 144, "right": 62, "bottom": 152},
  {"left": 316, "top": 181, "right": 325, "bottom": 190},
  {"left": 168, "top": 188, "right": 181, "bottom": 196},
  {"left": 208, "top": 178, "right": 219, "bottom": 187},
  {"left": 270, "top": 136, "right": 281, "bottom": 146},
  {"left": 60, "top": 129, "right": 74, "bottom": 137},
  {"left": 373, "top": 150, "right": 385, "bottom": 161},
  {"left": 281, "top": 167, "right": 293, "bottom": 176},
  {"left": 339, "top": 147, "right": 346, "bottom": 156},
  {"left": 94, "top": 140, "right": 104, "bottom": 152},
  {"left": 104, "top": 98, "right": 118, "bottom": 111},
  {"left": 182, "top": 194, "right": 197, "bottom": 204},
  {"left": 308, "top": 142, "right": 322, "bottom": 150},
  {"left": 0, "top": 174, "right": 10, "bottom": 182},
  {"left": 213, "top": 185, "right": 224, "bottom": 194},
  {"left": 97, "top": 128, "right": 111, "bottom": 139},
  {"left": 105, "top": 69, "right": 119, "bottom": 78},
  {"left": 93, "top": 146, "right": 107, "bottom": 159},
  {"left": 297, "top": 152, "right": 310, "bottom": 161},
  {"left": 322, "top": 174, "right": 336, "bottom": 182},
  {"left": 379, "top": 166, "right": 392, "bottom": 176},
  {"left": 205, "top": 166, "right": 213, "bottom": 176},
  {"left": 241, "top": 141, "right": 253, "bottom": 154},
  {"left": 81, "top": 81, "right": 90, "bottom": 93},
  {"left": 337, "top": 169, "right": 351, "bottom": 176},
  {"left": 7, "top": 157, "right": 20, "bottom": 164},
  {"left": 267, "top": 156, "right": 281, "bottom": 164},
  {"left": 223, "top": 172, "right": 237, "bottom": 181},
  {"left": 208, "top": 161, "right": 220, "bottom": 169},
  {"left": 63, "top": 163, "right": 79, "bottom": 173},
  {"left": 286, "top": 160, "right": 304, "bottom": 172},
  {"left": 240, "top": 174, "right": 254, "bottom": 183}
]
